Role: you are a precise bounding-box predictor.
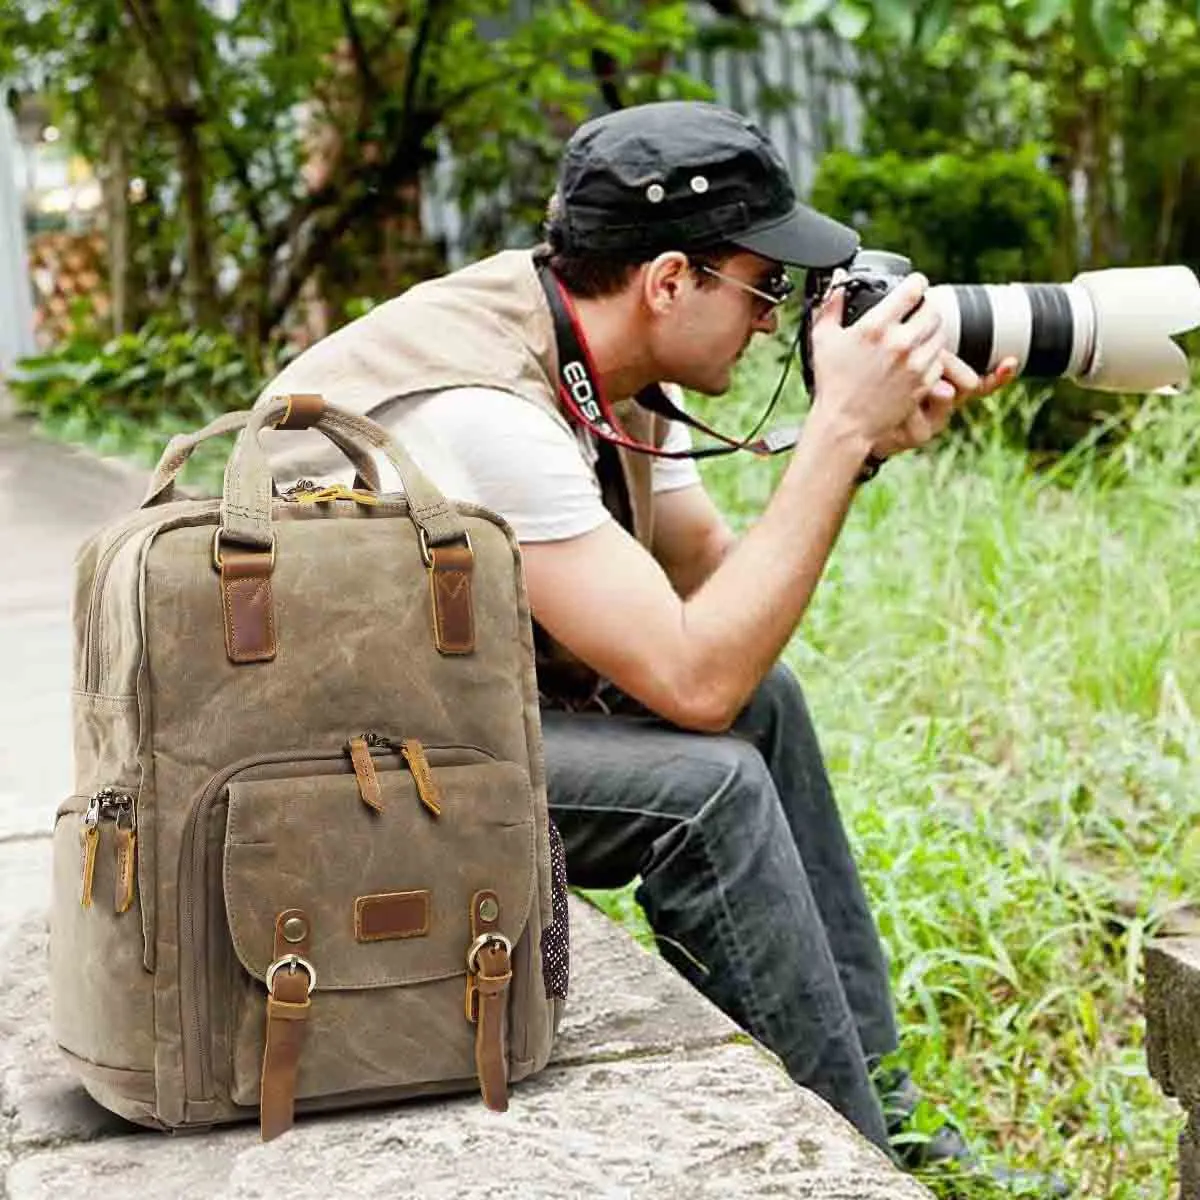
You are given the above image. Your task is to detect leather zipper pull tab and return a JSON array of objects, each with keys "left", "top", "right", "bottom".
[
  {"left": 114, "top": 801, "right": 137, "bottom": 914},
  {"left": 348, "top": 735, "right": 385, "bottom": 813},
  {"left": 400, "top": 739, "right": 442, "bottom": 817},
  {"left": 81, "top": 797, "right": 100, "bottom": 909}
]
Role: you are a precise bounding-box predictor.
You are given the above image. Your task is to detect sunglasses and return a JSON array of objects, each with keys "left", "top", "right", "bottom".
[{"left": 697, "top": 264, "right": 796, "bottom": 314}]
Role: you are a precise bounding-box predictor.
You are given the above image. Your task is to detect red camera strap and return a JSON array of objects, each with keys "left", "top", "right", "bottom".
[{"left": 536, "top": 260, "right": 798, "bottom": 459}]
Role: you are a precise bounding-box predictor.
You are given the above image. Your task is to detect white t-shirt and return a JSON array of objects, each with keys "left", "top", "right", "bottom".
[{"left": 271, "top": 386, "right": 701, "bottom": 543}]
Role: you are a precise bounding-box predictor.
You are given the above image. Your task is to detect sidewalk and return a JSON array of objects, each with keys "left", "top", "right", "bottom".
[{"left": 0, "top": 419, "right": 930, "bottom": 1199}]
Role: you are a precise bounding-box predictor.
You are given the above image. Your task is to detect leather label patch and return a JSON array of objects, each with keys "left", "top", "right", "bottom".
[{"left": 355, "top": 891, "right": 430, "bottom": 942}]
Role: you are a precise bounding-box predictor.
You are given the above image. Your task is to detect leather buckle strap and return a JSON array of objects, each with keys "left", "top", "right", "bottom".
[
  {"left": 464, "top": 889, "right": 512, "bottom": 1112},
  {"left": 260, "top": 909, "right": 314, "bottom": 1141},
  {"left": 214, "top": 528, "right": 278, "bottom": 665},
  {"left": 422, "top": 532, "right": 475, "bottom": 656}
]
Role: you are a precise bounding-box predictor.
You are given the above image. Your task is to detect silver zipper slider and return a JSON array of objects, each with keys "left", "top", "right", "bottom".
[
  {"left": 81, "top": 795, "right": 102, "bottom": 908},
  {"left": 359, "top": 731, "right": 395, "bottom": 750}
]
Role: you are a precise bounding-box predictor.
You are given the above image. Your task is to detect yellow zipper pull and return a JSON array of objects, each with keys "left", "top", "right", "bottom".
[
  {"left": 80, "top": 797, "right": 100, "bottom": 909},
  {"left": 348, "top": 735, "right": 385, "bottom": 813},
  {"left": 114, "top": 801, "right": 137, "bottom": 914},
  {"left": 401, "top": 739, "right": 442, "bottom": 818}
]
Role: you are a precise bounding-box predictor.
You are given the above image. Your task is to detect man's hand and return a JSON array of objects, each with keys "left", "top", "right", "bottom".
[
  {"left": 807, "top": 272, "right": 950, "bottom": 452},
  {"left": 867, "top": 351, "right": 1019, "bottom": 460}
]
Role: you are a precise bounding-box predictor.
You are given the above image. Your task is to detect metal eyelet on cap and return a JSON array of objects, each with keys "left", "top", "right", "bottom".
[
  {"left": 646, "top": 183, "right": 665, "bottom": 203},
  {"left": 690, "top": 175, "right": 709, "bottom": 194}
]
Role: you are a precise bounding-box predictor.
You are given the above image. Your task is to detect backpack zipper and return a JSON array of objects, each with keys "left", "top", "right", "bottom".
[{"left": 79, "top": 787, "right": 136, "bottom": 912}]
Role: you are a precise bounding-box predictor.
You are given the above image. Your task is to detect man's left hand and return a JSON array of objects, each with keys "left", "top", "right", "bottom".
[{"left": 869, "top": 352, "right": 1019, "bottom": 460}]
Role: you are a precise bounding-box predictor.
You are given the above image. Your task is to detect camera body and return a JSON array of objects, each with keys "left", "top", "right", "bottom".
[{"left": 838, "top": 250, "right": 915, "bottom": 327}]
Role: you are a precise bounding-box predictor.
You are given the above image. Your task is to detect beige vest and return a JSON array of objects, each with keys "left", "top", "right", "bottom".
[{"left": 259, "top": 249, "right": 668, "bottom": 703}]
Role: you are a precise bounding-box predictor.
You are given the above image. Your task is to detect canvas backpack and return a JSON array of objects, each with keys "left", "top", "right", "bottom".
[{"left": 50, "top": 394, "right": 568, "bottom": 1140}]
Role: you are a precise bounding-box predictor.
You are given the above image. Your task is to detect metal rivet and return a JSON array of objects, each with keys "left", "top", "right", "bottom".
[
  {"left": 690, "top": 175, "right": 709, "bottom": 194},
  {"left": 479, "top": 897, "right": 499, "bottom": 923},
  {"left": 646, "top": 183, "right": 665, "bottom": 204},
  {"left": 282, "top": 915, "right": 308, "bottom": 943}
]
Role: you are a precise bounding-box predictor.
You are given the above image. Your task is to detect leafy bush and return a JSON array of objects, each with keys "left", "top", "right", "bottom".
[
  {"left": 9, "top": 323, "right": 264, "bottom": 490},
  {"left": 810, "top": 146, "right": 1071, "bottom": 285}
]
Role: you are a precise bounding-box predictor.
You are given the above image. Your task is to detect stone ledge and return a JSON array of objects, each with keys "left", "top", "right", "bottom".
[
  {"left": 1, "top": 855, "right": 927, "bottom": 1196},
  {"left": 1146, "top": 938, "right": 1200, "bottom": 1108},
  {"left": 0, "top": 893, "right": 741, "bottom": 1155},
  {"left": 6, "top": 1042, "right": 925, "bottom": 1200}
]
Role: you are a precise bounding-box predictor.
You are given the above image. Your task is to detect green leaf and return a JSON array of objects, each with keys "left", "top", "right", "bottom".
[
  {"left": 828, "top": 2, "right": 872, "bottom": 40},
  {"left": 1024, "top": 0, "right": 1070, "bottom": 38}
]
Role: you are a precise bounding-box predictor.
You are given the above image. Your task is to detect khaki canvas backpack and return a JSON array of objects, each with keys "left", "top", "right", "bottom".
[{"left": 50, "top": 395, "right": 568, "bottom": 1140}]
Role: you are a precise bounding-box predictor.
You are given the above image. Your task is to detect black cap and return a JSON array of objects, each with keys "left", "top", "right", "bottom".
[{"left": 553, "top": 101, "right": 859, "bottom": 269}]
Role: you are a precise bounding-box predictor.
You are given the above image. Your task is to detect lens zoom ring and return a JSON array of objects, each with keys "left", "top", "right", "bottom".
[
  {"left": 955, "top": 286, "right": 994, "bottom": 373},
  {"left": 1023, "top": 285, "right": 1075, "bottom": 378}
]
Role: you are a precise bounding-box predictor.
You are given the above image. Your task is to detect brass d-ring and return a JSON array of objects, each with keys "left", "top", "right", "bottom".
[
  {"left": 212, "top": 526, "right": 277, "bottom": 572},
  {"left": 466, "top": 933, "right": 512, "bottom": 975},
  {"left": 265, "top": 954, "right": 317, "bottom": 997}
]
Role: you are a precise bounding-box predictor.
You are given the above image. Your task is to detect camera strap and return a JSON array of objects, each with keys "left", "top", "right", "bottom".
[{"left": 535, "top": 260, "right": 799, "bottom": 459}]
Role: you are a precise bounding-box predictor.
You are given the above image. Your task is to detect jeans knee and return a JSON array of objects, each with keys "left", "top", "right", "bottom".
[
  {"left": 691, "top": 739, "right": 785, "bottom": 838},
  {"left": 741, "top": 662, "right": 812, "bottom": 731}
]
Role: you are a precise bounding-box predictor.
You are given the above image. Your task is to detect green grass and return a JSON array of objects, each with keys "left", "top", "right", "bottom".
[{"left": 588, "top": 352, "right": 1200, "bottom": 1197}]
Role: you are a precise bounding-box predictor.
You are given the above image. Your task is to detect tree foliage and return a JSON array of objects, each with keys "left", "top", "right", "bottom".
[
  {"left": 785, "top": 0, "right": 1200, "bottom": 272},
  {"left": 0, "top": 0, "right": 703, "bottom": 353}
]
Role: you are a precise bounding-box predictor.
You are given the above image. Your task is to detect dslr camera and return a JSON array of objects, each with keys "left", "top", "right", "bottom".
[{"left": 806, "top": 249, "right": 1200, "bottom": 394}]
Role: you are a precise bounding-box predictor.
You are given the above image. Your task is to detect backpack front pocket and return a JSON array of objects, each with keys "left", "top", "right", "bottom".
[{"left": 219, "top": 753, "right": 536, "bottom": 1107}]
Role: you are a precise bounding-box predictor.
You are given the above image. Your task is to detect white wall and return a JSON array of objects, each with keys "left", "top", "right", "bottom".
[{"left": 0, "top": 103, "right": 35, "bottom": 392}]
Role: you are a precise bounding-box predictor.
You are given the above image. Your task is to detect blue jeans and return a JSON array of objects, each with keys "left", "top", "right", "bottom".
[{"left": 543, "top": 663, "right": 898, "bottom": 1151}]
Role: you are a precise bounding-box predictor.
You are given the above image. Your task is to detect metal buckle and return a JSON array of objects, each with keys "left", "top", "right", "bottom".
[
  {"left": 466, "top": 933, "right": 512, "bottom": 975},
  {"left": 265, "top": 954, "right": 317, "bottom": 997},
  {"left": 212, "top": 526, "right": 277, "bottom": 572},
  {"left": 418, "top": 528, "right": 472, "bottom": 568}
]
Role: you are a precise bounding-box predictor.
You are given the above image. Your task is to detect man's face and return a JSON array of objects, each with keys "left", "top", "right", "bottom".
[{"left": 647, "top": 251, "right": 790, "bottom": 395}]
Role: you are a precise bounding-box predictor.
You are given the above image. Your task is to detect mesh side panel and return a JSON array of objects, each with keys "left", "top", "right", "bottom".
[{"left": 540, "top": 820, "right": 570, "bottom": 999}]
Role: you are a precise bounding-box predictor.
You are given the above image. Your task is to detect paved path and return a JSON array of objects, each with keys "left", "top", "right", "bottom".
[
  {"left": 0, "top": 420, "right": 928, "bottom": 1198},
  {"left": 0, "top": 421, "right": 144, "bottom": 840}
]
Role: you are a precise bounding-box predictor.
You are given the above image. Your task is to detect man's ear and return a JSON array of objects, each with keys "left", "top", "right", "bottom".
[{"left": 641, "top": 252, "right": 690, "bottom": 316}]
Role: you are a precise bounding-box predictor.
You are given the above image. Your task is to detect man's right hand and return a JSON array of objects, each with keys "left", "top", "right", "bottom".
[{"left": 806, "top": 272, "right": 949, "bottom": 451}]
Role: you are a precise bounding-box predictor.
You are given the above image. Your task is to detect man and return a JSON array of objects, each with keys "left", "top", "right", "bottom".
[{"left": 258, "top": 101, "right": 1062, "bottom": 1192}]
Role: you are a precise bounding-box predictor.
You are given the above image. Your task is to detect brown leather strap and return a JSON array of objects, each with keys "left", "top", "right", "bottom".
[
  {"left": 400, "top": 739, "right": 442, "bottom": 817},
  {"left": 465, "top": 889, "right": 511, "bottom": 1112},
  {"left": 348, "top": 736, "right": 384, "bottom": 813},
  {"left": 260, "top": 909, "right": 314, "bottom": 1142},
  {"left": 219, "top": 545, "right": 277, "bottom": 664},
  {"left": 274, "top": 393, "right": 326, "bottom": 430},
  {"left": 114, "top": 826, "right": 137, "bottom": 914},
  {"left": 428, "top": 544, "right": 475, "bottom": 655}
]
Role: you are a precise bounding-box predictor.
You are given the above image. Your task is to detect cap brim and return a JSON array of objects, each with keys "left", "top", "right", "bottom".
[{"left": 731, "top": 205, "right": 860, "bottom": 269}]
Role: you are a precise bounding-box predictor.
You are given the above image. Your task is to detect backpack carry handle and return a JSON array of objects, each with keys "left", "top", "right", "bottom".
[
  {"left": 141, "top": 401, "right": 383, "bottom": 509},
  {"left": 220, "top": 394, "right": 468, "bottom": 555}
]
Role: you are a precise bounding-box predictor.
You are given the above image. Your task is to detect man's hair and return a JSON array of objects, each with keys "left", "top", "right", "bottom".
[{"left": 543, "top": 197, "right": 740, "bottom": 299}]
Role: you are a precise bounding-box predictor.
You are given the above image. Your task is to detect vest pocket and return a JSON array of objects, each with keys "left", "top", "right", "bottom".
[
  {"left": 219, "top": 756, "right": 536, "bottom": 1106},
  {"left": 51, "top": 793, "right": 155, "bottom": 1073}
]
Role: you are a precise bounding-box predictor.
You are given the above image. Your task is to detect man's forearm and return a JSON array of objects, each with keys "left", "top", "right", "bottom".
[{"left": 676, "top": 408, "right": 869, "bottom": 728}]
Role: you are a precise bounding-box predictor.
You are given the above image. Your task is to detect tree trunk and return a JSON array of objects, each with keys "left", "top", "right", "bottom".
[
  {"left": 100, "top": 130, "right": 130, "bottom": 335},
  {"left": 171, "top": 108, "right": 220, "bottom": 327}
]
